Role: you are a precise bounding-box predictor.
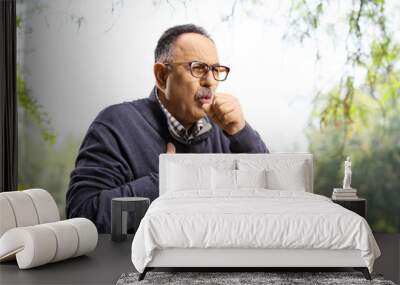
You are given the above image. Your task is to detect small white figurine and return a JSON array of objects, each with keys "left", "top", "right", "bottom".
[{"left": 343, "top": 156, "right": 352, "bottom": 189}]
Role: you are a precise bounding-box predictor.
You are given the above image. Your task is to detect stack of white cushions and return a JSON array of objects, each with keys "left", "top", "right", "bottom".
[
  {"left": 165, "top": 157, "right": 309, "bottom": 194},
  {"left": 0, "top": 189, "right": 98, "bottom": 269}
]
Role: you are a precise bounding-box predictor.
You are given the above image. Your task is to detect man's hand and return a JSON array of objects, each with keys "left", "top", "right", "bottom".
[
  {"left": 202, "top": 93, "right": 246, "bottom": 135},
  {"left": 166, "top": 142, "right": 176, "bottom": 154}
]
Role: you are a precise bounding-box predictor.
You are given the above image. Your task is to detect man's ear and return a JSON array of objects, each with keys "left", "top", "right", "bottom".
[{"left": 154, "top": 63, "right": 169, "bottom": 91}]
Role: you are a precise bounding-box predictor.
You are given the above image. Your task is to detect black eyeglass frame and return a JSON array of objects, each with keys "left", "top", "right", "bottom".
[{"left": 163, "top": 61, "right": 230, "bottom": 81}]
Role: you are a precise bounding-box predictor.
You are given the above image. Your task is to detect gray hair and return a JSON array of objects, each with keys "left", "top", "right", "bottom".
[{"left": 154, "top": 24, "right": 213, "bottom": 63}]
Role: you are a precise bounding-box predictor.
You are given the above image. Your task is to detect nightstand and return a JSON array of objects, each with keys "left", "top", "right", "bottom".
[{"left": 332, "top": 198, "right": 367, "bottom": 218}]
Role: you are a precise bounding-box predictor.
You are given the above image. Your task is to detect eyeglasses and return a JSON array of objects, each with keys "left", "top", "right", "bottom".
[{"left": 164, "top": 61, "right": 230, "bottom": 81}]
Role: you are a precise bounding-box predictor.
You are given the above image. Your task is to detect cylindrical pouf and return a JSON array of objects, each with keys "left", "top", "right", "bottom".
[
  {"left": 0, "top": 192, "right": 39, "bottom": 227},
  {"left": 0, "top": 226, "right": 57, "bottom": 269},
  {"left": 24, "top": 189, "right": 60, "bottom": 223},
  {"left": 0, "top": 218, "right": 98, "bottom": 269},
  {"left": 42, "top": 221, "right": 79, "bottom": 262},
  {"left": 65, "top": 218, "right": 98, "bottom": 257},
  {"left": 0, "top": 196, "right": 17, "bottom": 237}
]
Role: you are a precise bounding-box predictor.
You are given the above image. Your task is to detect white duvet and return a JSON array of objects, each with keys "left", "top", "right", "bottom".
[{"left": 131, "top": 190, "right": 380, "bottom": 273}]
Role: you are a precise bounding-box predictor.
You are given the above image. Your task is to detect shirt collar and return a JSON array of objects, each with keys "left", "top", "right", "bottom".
[{"left": 155, "top": 88, "right": 212, "bottom": 143}]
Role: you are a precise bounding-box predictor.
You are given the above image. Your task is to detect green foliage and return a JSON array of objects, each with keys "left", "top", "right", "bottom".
[
  {"left": 308, "top": 100, "right": 400, "bottom": 233},
  {"left": 288, "top": 0, "right": 399, "bottom": 126},
  {"left": 17, "top": 68, "right": 73, "bottom": 215},
  {"left": 17, "top": 66, "right": 57, "bottom": 145},
  {"left": 18, "top": 124, "right": 80, "bottom": 219},
  {"left": 288, "top": 0, "right": 400, "bottom": 232},
  {"left": 16, "top": 15, "right": 22, "bottom": 28},
  {"left": 16, "top": 12, "right": 56, "bottom": 145},
  {"left": 16, "top": 4, "right": 74, "bottom": 216},
  {"left": 308, "top": 37, "right": 400, "bottom": 232}
]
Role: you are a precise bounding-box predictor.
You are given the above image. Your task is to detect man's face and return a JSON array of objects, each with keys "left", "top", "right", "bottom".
[{"left": 160, "top": 33, "right": 220, "bottom": 128}]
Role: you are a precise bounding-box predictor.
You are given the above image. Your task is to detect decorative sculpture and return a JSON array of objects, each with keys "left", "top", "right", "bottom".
[{"left": 343, "top": 156, "right": 352, "bottom": 189}]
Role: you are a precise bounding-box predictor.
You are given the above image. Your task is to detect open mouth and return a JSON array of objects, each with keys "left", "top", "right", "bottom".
[
  {"left": 196, "top": 89, "right": 213, "bottom": 105},
  {"left": 198, "top": 94, "right": 213, "bottom": 105}
]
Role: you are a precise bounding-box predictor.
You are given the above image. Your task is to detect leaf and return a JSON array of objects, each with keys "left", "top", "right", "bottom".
[{"left": 16, "top": 15, "right": 22, "bottom": 28}]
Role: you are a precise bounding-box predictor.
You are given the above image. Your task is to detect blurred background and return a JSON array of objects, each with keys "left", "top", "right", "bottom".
[{"left": 16, "top": 0, "right": 399, "bottom": 233}]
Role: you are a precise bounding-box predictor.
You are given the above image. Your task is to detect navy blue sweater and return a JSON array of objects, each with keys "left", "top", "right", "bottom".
[{"left": 66, "top": 88, "right": 268, "bottom": 233}]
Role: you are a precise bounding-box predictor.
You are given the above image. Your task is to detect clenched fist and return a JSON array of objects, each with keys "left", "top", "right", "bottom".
[{"left": 202, "top": 93, "right": 246, "bottom": 135}]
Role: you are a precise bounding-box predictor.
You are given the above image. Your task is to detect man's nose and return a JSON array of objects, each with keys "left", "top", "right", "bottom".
[{"left": 199, "top": 69, "right": 217, "bottom": 88}]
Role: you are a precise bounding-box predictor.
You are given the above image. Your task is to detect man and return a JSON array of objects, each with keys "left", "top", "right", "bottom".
[{"left": 66, "top": 24, "right": 268, "bottom": 233}]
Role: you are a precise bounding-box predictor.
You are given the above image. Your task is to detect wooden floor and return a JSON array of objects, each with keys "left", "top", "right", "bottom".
[{"left": 373, "top": 233, "right": 400, "bottom": 284}]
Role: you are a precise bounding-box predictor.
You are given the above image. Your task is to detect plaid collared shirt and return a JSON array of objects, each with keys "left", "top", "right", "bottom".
[{"left": 155, "top": 89, "right": 212, "bottom": 143}]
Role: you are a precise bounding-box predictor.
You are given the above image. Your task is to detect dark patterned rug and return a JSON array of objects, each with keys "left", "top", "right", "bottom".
[{"left": 116, "top": 271, "right": 396, "bottom": 285}]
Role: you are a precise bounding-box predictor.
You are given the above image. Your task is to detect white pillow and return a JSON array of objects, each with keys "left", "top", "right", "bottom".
[
  {"left": 167, "top": 162, "right": 212, "bottom": 192},
  {"left": 266, "top": 167, "right": 306, "bottom": 191},
  {"left": 211, "top": 168, "right": 237, "bottom": 191},
  {"left": 238, "top": 159, "right": 307, "bottom": 191},
  {"left": 236, "top": 169, "right": 268, "bottom": 189}
]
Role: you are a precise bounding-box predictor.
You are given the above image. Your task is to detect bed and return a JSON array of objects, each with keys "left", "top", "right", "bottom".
[{"left": 131, "top": 153, "right": 381, "bottom": 281}]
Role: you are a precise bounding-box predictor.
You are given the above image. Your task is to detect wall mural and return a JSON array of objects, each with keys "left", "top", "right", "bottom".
[{"left": 16, "top": 0, "right": 399, "bottom": 232}]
